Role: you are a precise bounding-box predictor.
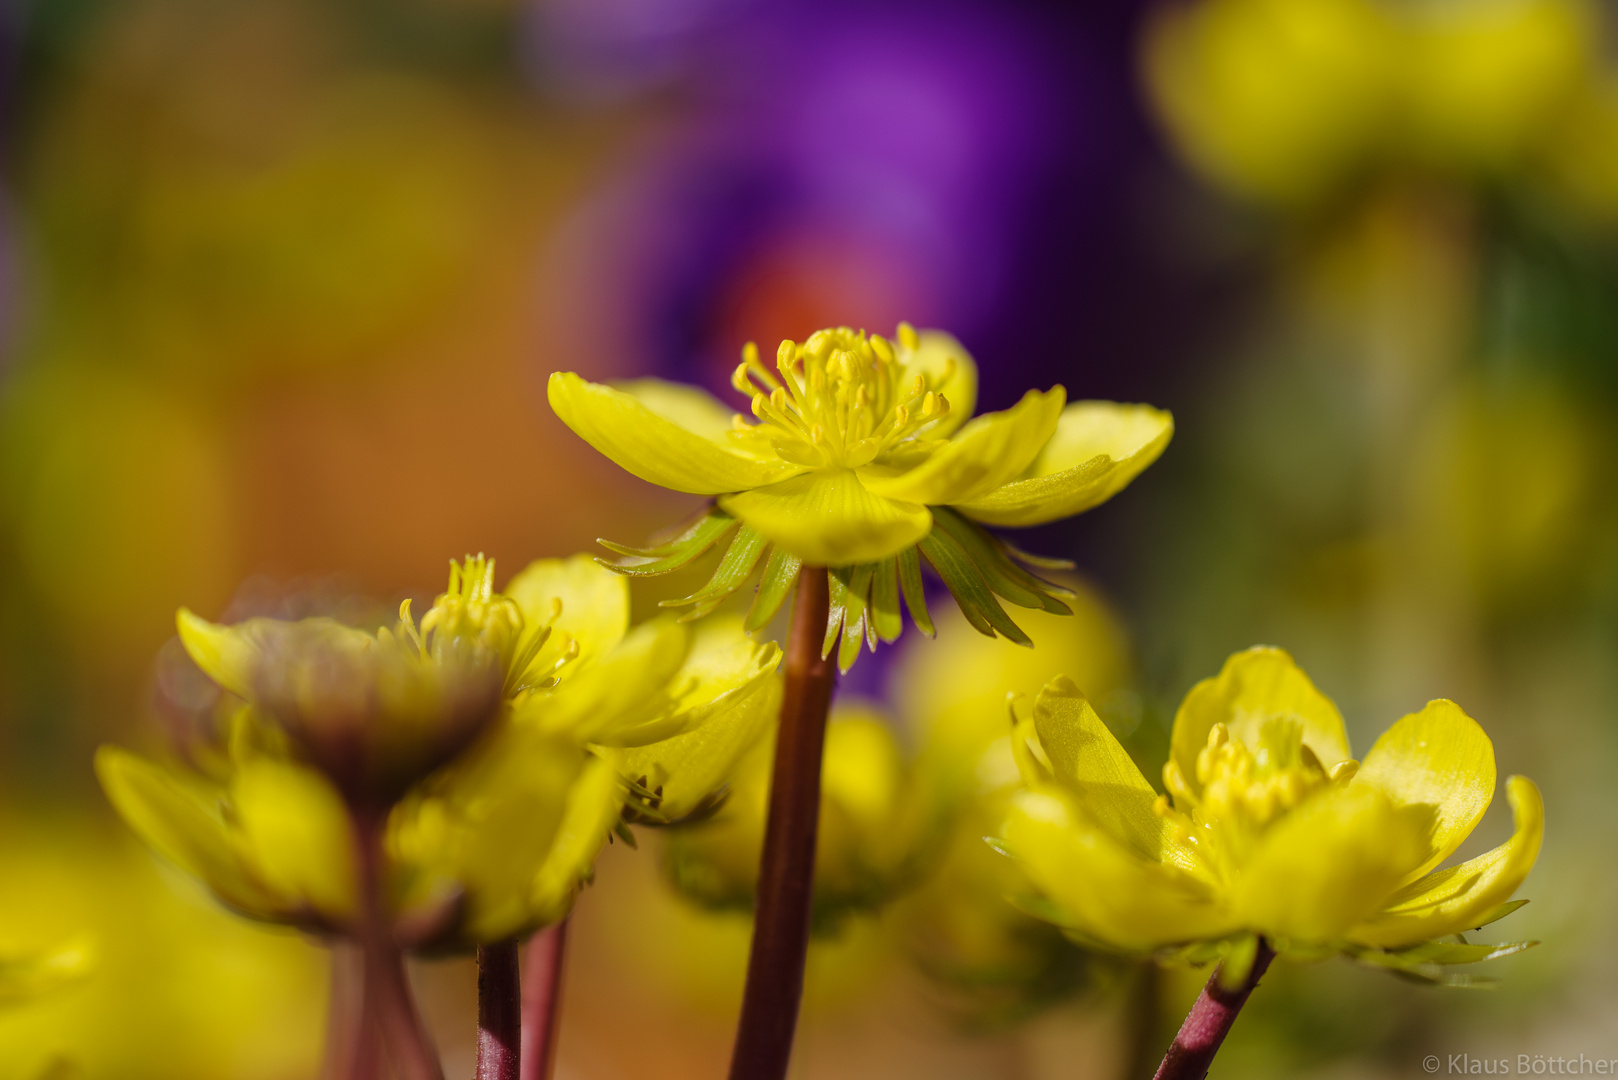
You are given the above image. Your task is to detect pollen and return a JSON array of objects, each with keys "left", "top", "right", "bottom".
[
  {"left": 1167, "top": 718, "right": 1337, "bottom": 880},
  {"left": 728, "top": 323, "right": 955, "bottom": 468}
]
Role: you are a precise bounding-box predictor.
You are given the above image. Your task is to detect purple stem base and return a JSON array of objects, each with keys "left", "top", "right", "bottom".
[{"left": 1152, "top": 941, "right": 1275, "bottom": 1080}]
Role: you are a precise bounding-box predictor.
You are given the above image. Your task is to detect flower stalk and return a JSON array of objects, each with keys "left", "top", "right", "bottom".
[
  {"left": 727, "top": 569, "right": 837, "bottom": 1080},
  {"left": 352, "top": 808, "right": 444, "bottom": 1080},
  {"left": 477, "top": 939, "right": 521, "bottom": 1080},
  {"left": 520, "top": 920, "right": 570, "bottom": 1080},
  {"left": 1152, "top": 940, "right": 1275, "bottom": 1080}
]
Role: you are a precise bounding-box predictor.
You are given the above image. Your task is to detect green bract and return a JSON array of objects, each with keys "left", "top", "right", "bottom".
[
  {"left": 97, "top": 556, "right": 780, "bottom": 949},
  {"left": 998, "top": 648, "right": 1543, "bottom": 986},
  {"left": 548, "top": 324, "right": 1172, "bottom": 668}
]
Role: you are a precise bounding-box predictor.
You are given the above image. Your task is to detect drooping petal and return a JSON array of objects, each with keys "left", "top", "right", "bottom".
[
  {"left": 954, "top": 403, "right": 1173, "bottom": 527},
  {"left": 1230, "top": 783, "right": 1428, "bottom": 943},
  {"left": 503, "top": 555, "right": 630, "bottom": 677},
  {"left": 720, "top": 468, "right": 933, "bottom": 566},
  {"left": 898, "top": 329, "right": 978, "bottom": 435},
  {"left": 528, "top": 750, "right": 623, "bottom": 927},
  {"left": 1030, "top": 677, "right": 1172, "bottom": 863},
  {"left": 230, "top": 758, "right": 357, "bottom": 922},
  {"left": 620, "top": 671, "right": 782, "bottom": 822},
  {"left": 1354, "top": 699, "right": 1496, "bottom": 884},
  {"left": 405, "top": 726, "right": 587, "bottom": 943},
  {"left": 1348, "top": 776, "right": 1544, "bottom": 949},
  {"left": 1169, "top": 647, "right": 1352, "bottom": 800},
  {"left": 526, "top": 616, "right": 692, "bottom": 743},
  {"left": 94, "top": 747, "right": 278, "bottom": 917},
  {"left": 610, "top": 616, "right": 782, "bottom": 750},
  {"left": 1001, "top": 789, "right": 1233, "bottom": 953},
  {"left": 863, "top": 388, "right": 1066, "bottom": 507},
  {"left": 548, "top": 372, "right": 801, "bottom": 495}
]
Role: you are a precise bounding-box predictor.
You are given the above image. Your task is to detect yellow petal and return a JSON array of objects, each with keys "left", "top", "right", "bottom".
[
  {"left": 94, "top": 747, "right": 277, "bottom": 917},
  {"left": 954, "top": 403, "right": 1173, "bottom": 527},
  {"left": 720, "top": 467, "right": 932, "bottom": 565},
  {"left": 1002, "top": 789, "right": 1232, "bottom": 952},
  {"left": 613, "top": 616, "right": 781, "bottom": 801},
  {"left": 529, "top": 616, "right": 692, "bottom": 743},
  {"left": 411, "top": 727, "right": 588, "bottom": 942},
  {"left": 230, "top": 758, "right": 358, "bottom": 922},
  {"left": 176, "top": 610, "right": 374, "bottom": 703},
  {"left": 1348, "top": 776, "right": 1544, "bottom": 949},
  {"left": 503, "top": 554, "right": 630, "bottom": 676},
  {"left": 863, "top": 388, "right": 1066, "bottom": 506},
  {"left": 619, "top": 673, "right": 781, "bottom": 822},
  {"left": 548, "top": 371, "right": 800, "bottom": 495},
  {"left": 1030, "top": 677, "right": 1172, "bottom": 863},
  {"left": 1230, "top": 783, "right": 1427, "bottom": 942},
  {"left": 175, "top": 609, "right": 262, "bottom": 700},
  {"left": 1354, "top": 699, "right": 1496, "bottom": 884},
  {"left": 898, "top": 329, "right": 978, "bottom": 435},
  {"left": 1170, "top": 647, "right": 1352, "bottom": 800},
  {"left": 528, "top": 750, "right": 623, "bottom": 927}
]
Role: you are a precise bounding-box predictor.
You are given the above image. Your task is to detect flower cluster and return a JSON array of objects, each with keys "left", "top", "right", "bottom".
[{"left": 98, "top": 555, "right": 779, "bottom": 949}]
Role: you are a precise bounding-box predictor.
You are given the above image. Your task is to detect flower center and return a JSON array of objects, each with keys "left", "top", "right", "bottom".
[
  {"left": 1160, "top": 719, "right": 1356, "bottom": 880},
  {"left": 729, "top": 323, "right": 955, "bottom": 469},
  {"left": 398, "top": 555, "right": 569, "bottom": 698}
]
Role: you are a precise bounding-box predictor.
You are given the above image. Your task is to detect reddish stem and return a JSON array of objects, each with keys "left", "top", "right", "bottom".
[
  {"left": 727, "top": 568, "right": 836, "bottom": 1080},
  {"left": 477, "top": 939, "right": 521, "bottom": 1080},
  {"left": 519, "top": 919, "right": 570, "bottom": 1080},
  {"left": 1152, "top": 941, "right": 1275, "bottom": 1080},
  {"left": 350, "top": 807, "right": 445, "bottom": 1080},
  {"left": 322, "top": 944, "right": 379, "bottom": 1080}
]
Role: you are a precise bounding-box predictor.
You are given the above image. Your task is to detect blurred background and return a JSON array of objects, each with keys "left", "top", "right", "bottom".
[{"left": 0, "top": 0, "right": 1616, "bottom": 1075}]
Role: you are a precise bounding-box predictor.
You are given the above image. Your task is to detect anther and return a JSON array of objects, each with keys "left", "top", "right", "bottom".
[{"left": 898, "top": 322, "right": 920, "bottom": 351}]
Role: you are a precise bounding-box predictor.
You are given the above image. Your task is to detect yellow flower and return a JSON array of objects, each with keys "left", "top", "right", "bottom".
[
  {"left": 662, "top": 702, "right": 940, "bottom": 928},
  {"left": 549, "top": 324, "right": 1172, "bottom": 667},
  {"left": 1144, "top": 0, "right": 1597, "bottom": 206},
  {"left": 999, "top": 647, "right": 1543, "bottom": 985},
  {"left": 97, "top": 555, "right": 780, "bottom": 948},
  {"left": 888, "top": 580, "right": 1136, "bottom": 1021}
]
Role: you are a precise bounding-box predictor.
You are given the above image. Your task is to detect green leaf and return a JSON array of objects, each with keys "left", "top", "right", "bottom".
[
  {"left": 663, "top": 524, "right": 770, "bottom": 619},
  {"left": 918, "top": 530, "right": 1033, "bottom": 646},
  {"left": 929, "top": 508, "right": 1071, "bottom": 614},
  {"left": 837, "top": 563, "right": 874, "bottom": 672},
  {"left": 898, "top": 546, "right": 934, "bottom": 637},
  {"left": 1471, "top": 899, "right": 1529, "bottom": 930},
  {"left": 746, "top": 547, "right": 802, "bottom": 632},
  {"left": 825, "top": 569, "right": 849, "bottom": 659},
  {"left": 598, "top": 509, "right": 737, "bottom": 576},
  {"left": 1000, "top": 537, "right": 1076, "bottom": 572},
  {"left": 869, "top": 558, "right": 903, "bottom": 643}
]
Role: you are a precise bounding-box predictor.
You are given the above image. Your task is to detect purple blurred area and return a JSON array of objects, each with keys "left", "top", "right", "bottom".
[{"left": 532, "top": 0, "right": 1216, "bottom": 410}]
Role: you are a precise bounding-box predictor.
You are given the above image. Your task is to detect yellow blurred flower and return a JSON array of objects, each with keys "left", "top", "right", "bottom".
[
  {"left": 97, "top": 555, "right": 780, "bottom": 948},
  {"left": 0, "top": 822, "right": 327, "bottom": 1078},
  {"left": 1000, "top": 647, "right": 1542, "bottom": 985},
  {"left": 1144, "top": 0, "right": 1599, "bottom": 206},
  {"left": 663, "top": 702, "right": 939, "bottom": 928},
  {"left": 550, "top": 324, "right": 1171, "bottom": 667},
  {"left": 1407, "top": 377, "right": 1615, "bottom": 614},
  {"left": 889, "top": 582, "right": 1135, "bottom": 1023}
]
